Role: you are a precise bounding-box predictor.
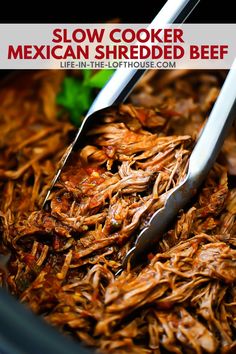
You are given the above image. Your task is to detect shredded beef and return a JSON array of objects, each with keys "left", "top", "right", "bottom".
[{"left": 0, "top": 69, "right": 236, "bottom": 354}]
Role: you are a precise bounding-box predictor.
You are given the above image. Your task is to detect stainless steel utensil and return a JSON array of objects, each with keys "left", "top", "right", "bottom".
[
  {"left": 120, "top": 60, "right": 236, "bottom": 270},
  {"left": 43, "top": 0, "right": 200, "bottom": 206}
]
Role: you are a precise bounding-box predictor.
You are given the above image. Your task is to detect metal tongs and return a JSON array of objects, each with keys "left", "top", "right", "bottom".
[
  {"left": 124, "top": 63, "right": 236, "bottom": 268},
  {"left": 44, "top": 0, "right": 200, "bottom": 206},
  {"left": 43, "top": 0, "right": 236, "bottom": 269}
]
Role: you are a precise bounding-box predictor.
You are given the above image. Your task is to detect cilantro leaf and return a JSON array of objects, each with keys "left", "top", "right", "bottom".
[
  {"left": 56, "top": 77, "right": 92, "bottom": 126},
  {"left": 85, "top": 69, "right": 114, "bottom": 89},
  {"left": 82, "top": 69, "right": 93, "bottom": 82},
  {"left": 56, "top": 70, "right": 114, "bottom": 126}
]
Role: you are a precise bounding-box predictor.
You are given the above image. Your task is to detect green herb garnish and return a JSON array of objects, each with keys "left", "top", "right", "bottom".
[{"left": 56, "top": 69, "right": 114, "bottom": 126}]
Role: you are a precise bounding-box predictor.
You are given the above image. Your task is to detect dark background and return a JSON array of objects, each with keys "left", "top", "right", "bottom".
[{"left": 0, "top": 0, "right": 233, "bottom": 23}]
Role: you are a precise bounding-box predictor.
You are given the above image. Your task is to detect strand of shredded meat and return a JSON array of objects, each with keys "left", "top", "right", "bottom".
[{"left": 0, "top": 69, "right": 236, "bottom": 354}]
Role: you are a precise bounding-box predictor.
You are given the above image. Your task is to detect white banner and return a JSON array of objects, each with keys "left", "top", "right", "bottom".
[{"left": 0, "top": 24, "right": 235, "bottom": 69}]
